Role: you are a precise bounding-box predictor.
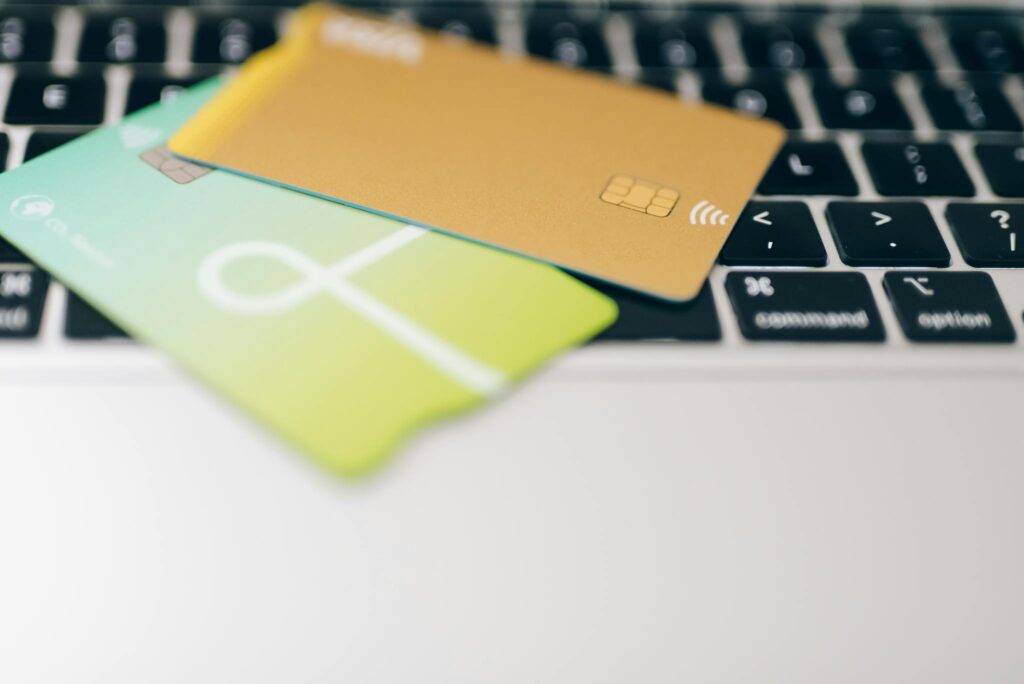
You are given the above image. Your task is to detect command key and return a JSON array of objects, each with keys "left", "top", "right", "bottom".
[{"left": 726, "top": 271, "right": 885, "bottom": 342}]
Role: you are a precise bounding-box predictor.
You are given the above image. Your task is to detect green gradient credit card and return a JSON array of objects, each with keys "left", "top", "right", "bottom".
[{"left": 0, "top": 80, "right": 616, "bottom": 476}]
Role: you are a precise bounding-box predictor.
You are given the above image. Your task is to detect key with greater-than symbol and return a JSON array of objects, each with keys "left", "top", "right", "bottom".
[
  {"left": 826, "top": 202, "right": 950, "bottom": 266},
  {"left": 719, "top": 201, "right": 827, "bottom": 266}
]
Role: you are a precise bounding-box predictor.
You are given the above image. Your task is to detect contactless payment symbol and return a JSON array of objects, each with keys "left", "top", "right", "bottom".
[
  {"left": 10, "top": 195, "right": 55, "bottom": 220},
  {"left": 600, "top": 176, "right": 679, "bottom": 218},
  {"left": 197, "top": 226, "right": 507, "bottom": 396}
]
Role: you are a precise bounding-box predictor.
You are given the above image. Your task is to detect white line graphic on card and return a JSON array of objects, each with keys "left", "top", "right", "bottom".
[{"left": 197, "top": 225, "right": 506, "bottom": 395}]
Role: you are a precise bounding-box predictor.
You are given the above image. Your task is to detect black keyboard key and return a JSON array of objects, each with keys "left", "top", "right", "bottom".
[
  {"left": 415, "top": 6, "right": 495, "bottom": 44},
  {"left": 634, "top": 18, "right": 718, "bottom": 69},
  {"left": 126, "top": 76, "right": 200, "bottom": 114},
  {"left": 0, "top": 14, "right": 54, "bottom": 62},
  {"left": 702, "top": 75, "right": 800, "bottom": 129},
  {"left": 79, "top": 13, "right": 167, "bottom": 63},
  {"left": 0, "top": 268, "right": 48, "bottom": 339},
  {"left": 884, "top": 272, "right": 1014, "bottom": 343},
  {"left": 922, "top": 82, "right": 1021, "bottom": 132},
  {"left": 976, "top": 143, "right": 1024, "bottom": 198},
  {"left": 526, "top": 11, "right": 610, "bottom": 69},
  {"left": 813, "top": 79, "right": 912, "bottom": 130},
  {"left": 946, "top": 203, "right": 1024, "bottom": 267},
  {"left": 719, "top": 201, "right": 826, "bottom": 266},
  {"left": 590, "top": 280, "right": 720, "bottom": 342},
  {"left": 192, "top": 14, "right": 277, "bottom": 64},
  {"left": 950, "top": 23, "right": 1024, "bottom": 73},
  {"left": 24, "top": 132, "right": 85, "bottom": 163},
  {"left": 758, "top": 142, "right": 858, "bottom": 196},
  {"left": 826, "top": 202, "right": 950, "bottom": 267},
  {"left": 5, "top": 75, "right": 106, "bottom": 126},
  {"left": 862, "top": 142, "right": 975, "bottom": 198},
  {"left": 0, "top": 237, "right": 28, "bottom": 265},
  {"left": 847, "top": 22, "right": 933, "bottom": 71},
  {"left": 740, "top": 21, "right": 825, "bottom": 69},
  {"left": 65, "top": 292, "right": 128, "bottom": 340},
  {"left": 726, "top": 271, "right": 885, "bottom": 342}
]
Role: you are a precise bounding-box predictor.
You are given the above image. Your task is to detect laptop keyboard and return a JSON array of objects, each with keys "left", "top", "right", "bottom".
[{"left": 0, "top": 2, "right": 1022, "bottom": 347}]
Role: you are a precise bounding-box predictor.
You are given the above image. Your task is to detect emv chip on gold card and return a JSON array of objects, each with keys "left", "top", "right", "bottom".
[
  {"left": 169, "top": 4, "right": 784, "bottom": 301},
  {"left": 601, "top": 176, "right": 679, "bottom": 218}
]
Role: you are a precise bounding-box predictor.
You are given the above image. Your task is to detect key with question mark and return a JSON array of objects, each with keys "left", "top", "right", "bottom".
[
  {"left": 989, "top": 209, "right": 1015, "bottom": 252},
  {"left": 946, "top": 204, "right": 1024, "bottom": 266}
]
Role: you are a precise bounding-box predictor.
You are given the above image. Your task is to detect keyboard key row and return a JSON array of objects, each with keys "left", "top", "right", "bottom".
[
  {"left": 697, "top": 73, "right": 1022, "bottom": 133},
  {"left": 3, "top": 5, "right": 1022, "bottom": 78},
  {"left": 0, "top": 264, "right": 1016, "bottom": 345},
  {"left": 635, "top": 10, "right": 1021, "bottom": 74},
  {"left": 14, "top": 9, "right": 278, "bottom": 65},
  {"left": 722, "top": 200, "right": 1024, "bottom": 269},
  {"left": 0, "top": 97, "right": 1015, "bottom": 208},
  {"left": 85, "top": 11, "right": 278, "bottom": 65},
  {"left": 633, "top": 13, "right": 930, "bottom": 72},
  {"left": 726, "top": 270, "right": 1015, "bottom": 343},
  {"left": 756, "top": 140, "right": 1019, "bottom": 199}
]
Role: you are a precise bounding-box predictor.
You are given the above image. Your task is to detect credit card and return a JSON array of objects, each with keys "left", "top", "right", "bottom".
[
  {"left": 169, "top": 4, "right": 784, "bottom": 302},
  {"left": 0, "top": 80, "right": 616, "bottom": 476}
]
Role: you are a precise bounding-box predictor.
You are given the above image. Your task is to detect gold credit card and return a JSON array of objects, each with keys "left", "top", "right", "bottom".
[{"left": 170, "top": 4, "right": 784, "bottom": 301}]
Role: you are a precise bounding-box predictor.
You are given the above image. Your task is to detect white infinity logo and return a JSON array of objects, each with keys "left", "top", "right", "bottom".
[{"left": 197, "top": 226, "right": 506, "bottom": 395}]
